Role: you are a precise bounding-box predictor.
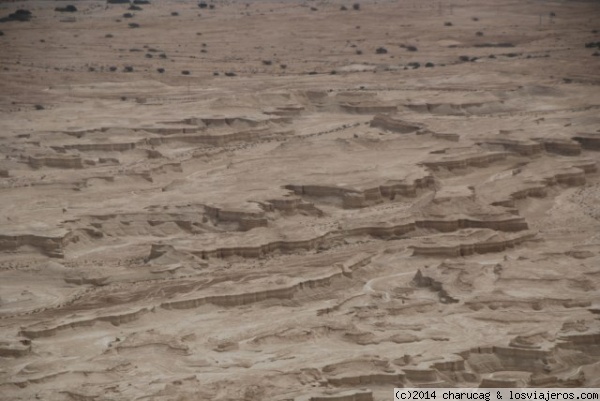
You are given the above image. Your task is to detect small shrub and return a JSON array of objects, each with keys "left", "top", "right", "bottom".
[
  {"left": 356, "top": 49, "right": 363, "bottom": 55},
  {"left": 425, "top": 62, "right": 434, "bottom": 67},
  {"left": 473, "top": 42, "right": 514, "bottom": 48},
  {"left": 262, "top": 60, "right": 272, "bottom": 65},
  {"left": 133, "top": 0, "right": 150, "bottom": 4},
  {"left": 145, "top": 53, "right": 153, "bottom": 58},
  {"left": 8, "top": 9, "right": 32, "bottom": 22},
  {"left": 55, "top": 5, "right": 77, "bottom": 12},
  {"left": 14, "top": 9, "right": 31, "bottom": 16},
  {"left": 353, "top": 3, "right": 360, "bottom": 10},
  {"left": 156, "top": 68, "right": 165, "bottom": 73},
  {"left": 593, "top": 52, "right": 600, "bottom": 57},
  {"left": 198, "top": 2, "right": 208, "bottom": 9},
  {"left": 128, "top": 23, "right": 140, "bottom": 28},
  {"left": 280, "top": 64, "right": 287, "bottom": 69},
  {"left": 171, "top": 12, "right": 179, "bottom": 16},
  {"left": 444, "top": 21, "right": 453, "bottom": 26},
  {"left": 330, "top": 70, "right": 337, "bottom": 75},
  {"left": 200, "top": 49, "right": 207, "bottom": 53},
  {"left": 406, "top": 45, "right": 418, "bottom": 52},
  {"left": 181, "top": 70, "right": 190, "bottom": 75},
  {"left": 105, "top": 33, "right": 114, "bottom": 38},
  {"left": 0, "top": 31, "right": 4, "bottom": 36},
  {"left": 159, "top": 53, "right": 167, "bottom": 59},
  {"left": 213, "top": 71, "right": 219, "bottom": 75},
  {"left": 225, "top": 71, "right": 236, "bottom": 77},
  {"left": 308, "top": 71, "right": 318, "bottom": 75},
  {"left": 489, "top": 54, "right": 496, "bottom": 59},
  {"left": 209, "top": 4, "right": 215, "bottom": 9},
  {"left": 88, "top": 66, "right": 95, "bottom": 72},
  {"left": 129, "top": 5, "right": 142, "bottom": 11},
  {"left": 476, "top": 31, "right": 484, "bottom": 36},
  {"left": 340, "top": 5, "right": 347, "bottom": 10},
  {"left": 408, "top": 62, "right": 420, "bottom": 69},
  {"left": 459, "top": 55, "right": 470, "bottom": 62},
  {"left": 109, "top": 66, "right": 117, "bottom": 72},
  {"left": 376, "top": 47, "right": 388, "bottom": 54},
  {"left": 34, "top": 104, "right": 44, "bottom": 110},
  {"left": 123, "top": 66, "right": 134, "bottom": 72},
  {"left": 472, "top": 17, "right": 479, "bottom": 21}
]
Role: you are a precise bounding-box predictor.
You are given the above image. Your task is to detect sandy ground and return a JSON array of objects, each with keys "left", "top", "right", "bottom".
[{"left": 0, "top": 0, "right": 599, "bottom": 400}]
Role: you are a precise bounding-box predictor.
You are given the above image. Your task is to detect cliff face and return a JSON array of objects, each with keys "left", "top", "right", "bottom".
[
  {"left": 28, "top": 155, "right": 84, "bottom": 169},
  {"left": 410, "top": 230, "right": 536, "bottom": 257},
  {"left": 369, "top": 114, "right": 423, "bottom": 133},
  {"left": 19, "top": 308, "right": 150, "bottom": 339},
  {"left": 533, "top": 138, "right": 581, "bottom": 155},
  {"left": 285, "top": 175, "right": 436, "bottom": 208},
  {"left": 481, "top": 138, "right": 543, "bottom": 155},
  {"left": 422, "top": 152, "right": 508, "bottom": 170},
  {"left": 60, "top": 143, "right": 137, "bottom": 152},
  {"left": 303, "top": 390, "right": 374, "bottom": 401},
  {"left": 573, "top": 133, "right": 600, "bottom": 150},
  {"left": 0, "top": 233, "right": 68, "bottom": 258}
]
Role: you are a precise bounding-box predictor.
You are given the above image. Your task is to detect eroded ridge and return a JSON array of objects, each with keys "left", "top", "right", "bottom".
[{"left": 1, "top": 0, "right": 599, "bottom": 400}]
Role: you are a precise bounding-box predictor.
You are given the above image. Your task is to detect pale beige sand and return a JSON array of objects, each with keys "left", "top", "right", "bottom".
[{"left": 0, "top": 0, "right": 599, "bottom": 400}]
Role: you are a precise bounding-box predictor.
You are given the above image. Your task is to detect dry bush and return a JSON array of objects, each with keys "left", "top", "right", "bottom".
[
  {"left": 55, "top": 5, "right": 77, "bottom": 13},
  {"left": 8, "top": 9, "right": 32, "bottom": 22}
]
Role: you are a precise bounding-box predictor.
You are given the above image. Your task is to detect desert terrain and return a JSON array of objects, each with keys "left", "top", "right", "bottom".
[{"left": 0, "top": 0, "right": 599, "bottom": 400}]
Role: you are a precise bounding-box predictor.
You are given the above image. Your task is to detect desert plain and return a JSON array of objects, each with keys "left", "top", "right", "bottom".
[{"left": 0, "top": 0, "right": 600, "bottom": 400}]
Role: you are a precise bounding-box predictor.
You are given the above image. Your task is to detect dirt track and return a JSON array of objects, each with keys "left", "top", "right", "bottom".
[{"left": 0, "top": 0, "right": 599, "bottom": 400}]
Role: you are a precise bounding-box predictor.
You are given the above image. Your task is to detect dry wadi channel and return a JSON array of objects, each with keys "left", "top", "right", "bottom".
[{"left": 0, "top": 0, "right": 599, "bottom": 400}]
